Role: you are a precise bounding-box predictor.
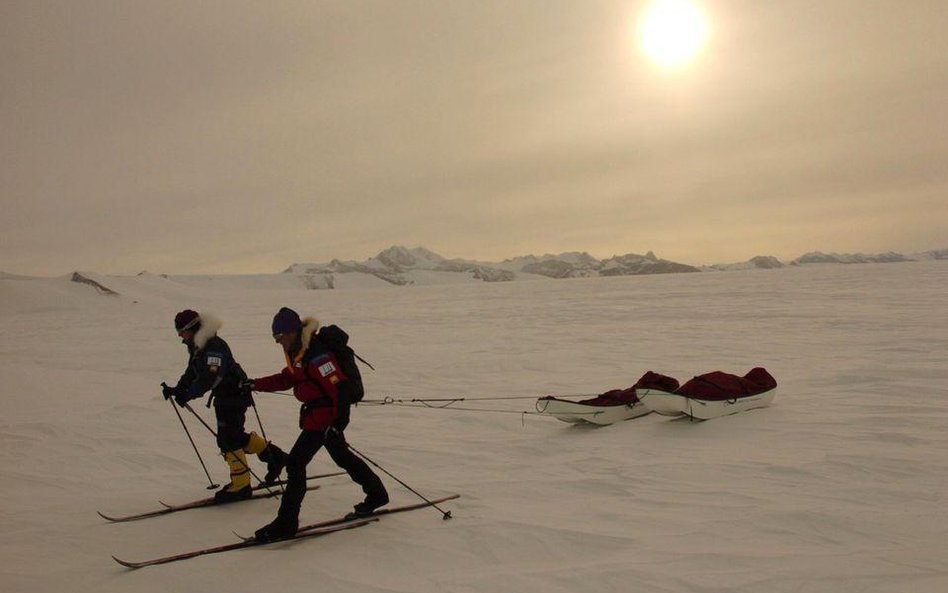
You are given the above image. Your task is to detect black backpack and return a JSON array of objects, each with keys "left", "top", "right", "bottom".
[{"left": 313, "top": 324, "right": 370, "bottom": 403}]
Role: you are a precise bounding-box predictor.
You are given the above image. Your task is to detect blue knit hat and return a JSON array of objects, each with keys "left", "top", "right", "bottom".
[{"left": 271, "top": 307, "right": 302, "bottom": 336}]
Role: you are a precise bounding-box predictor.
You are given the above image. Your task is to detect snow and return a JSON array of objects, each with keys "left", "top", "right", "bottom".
[{"left": 1, "top": 261, "right": 947, "bottom": 592}]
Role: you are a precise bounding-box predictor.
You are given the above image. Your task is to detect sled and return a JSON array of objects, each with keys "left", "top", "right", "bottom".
[
  {"left": 636, "top": 367, "right": 777, "bottom": 420},
  {"left": 536, "top": 371, "right": 680, "bottom": 426},
  {"left": 536, "top": 396, "right": 651, "bottom": 425}
]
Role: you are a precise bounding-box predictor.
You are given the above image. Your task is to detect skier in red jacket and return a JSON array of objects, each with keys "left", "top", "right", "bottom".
[{"left": 249, "top": 307, "right": 388, "bottom": 542}]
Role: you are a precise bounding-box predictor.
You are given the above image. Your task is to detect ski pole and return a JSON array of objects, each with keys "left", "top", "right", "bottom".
[
  {"left": 163, "top": 387, "right": 220, "bottom": 490},
  {"left": 343, "top": 439, "right": 452, "bottom": 520},
  {"left": 181, "top": 402, "right": 276, "bottom": 494},
  {"left": 249, "top": 393, "right": 272, "bottom": 452}
]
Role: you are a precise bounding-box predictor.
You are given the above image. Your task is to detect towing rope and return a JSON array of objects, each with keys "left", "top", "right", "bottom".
[
  {"left": 358, "top": 394, "right": 604, "bottom": 426},
  {"left": 359, "top": 397, "right": 543, "bottom": 423},
  {"left": 258, "top": 391, "right": 605, "bottom": 425},
  {"left": 361, "top": 394, "right": 598, "bottom": 406}
]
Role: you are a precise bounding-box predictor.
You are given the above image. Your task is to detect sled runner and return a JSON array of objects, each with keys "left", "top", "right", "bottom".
[{"left": 636, "top": 367, "right": 777, "bottom": 420}]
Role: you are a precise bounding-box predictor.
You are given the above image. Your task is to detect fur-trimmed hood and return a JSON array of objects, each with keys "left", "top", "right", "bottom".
[
  {"left": 300, "top": 316, "right": 320, "bottom": 346},
  {"left": 192, "top": 313, "right": 222, "bottom": 350}
]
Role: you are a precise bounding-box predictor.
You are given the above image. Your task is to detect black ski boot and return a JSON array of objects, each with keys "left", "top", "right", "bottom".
[
  {"left": 214, "top": 484, "right": 252, "bottom": 504},
  {"left": 254, "top": 514, "right": 299, "bottom": 543},
  {"left": 259, "top": 443, "right": 287, "bottom": 484},
  {"left": 345, "top": 491, "right": 390, "bottom": 520}
]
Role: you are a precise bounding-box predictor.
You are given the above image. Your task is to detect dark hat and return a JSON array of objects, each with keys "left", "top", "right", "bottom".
[
  {"left": 174, "top": 309, "right": 201, "bottom": 332},
  {"left": 271, "top": 307, "right": 302, "bottom": 336}
]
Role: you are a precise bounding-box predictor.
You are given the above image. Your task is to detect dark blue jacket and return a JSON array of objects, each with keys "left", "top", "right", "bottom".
[{"left": 174, "top": 320, "right": 248, "bottom": 408}]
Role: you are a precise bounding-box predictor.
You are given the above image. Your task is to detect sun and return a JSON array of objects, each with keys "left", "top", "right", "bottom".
[{"left": 639, "top": 0, "right": 709, "bottom": 67}]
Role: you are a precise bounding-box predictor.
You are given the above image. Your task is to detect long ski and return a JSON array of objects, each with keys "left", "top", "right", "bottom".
[
  {"left": 112, "top": 517, "right": 378, "bottom": 569},
  {"left": 97, "top": 485, "right": 318, "bottom": 523},
  {"left": 97, "top": 472, "right": 344, "bottom": 522},
  {"left": 234, "top": 493, "right": 462, "bottom": 541}
]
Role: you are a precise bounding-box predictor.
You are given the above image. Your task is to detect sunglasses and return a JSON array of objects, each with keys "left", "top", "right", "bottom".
[{"left": 176, "top": 318, "right": 200, "bottom": 334}]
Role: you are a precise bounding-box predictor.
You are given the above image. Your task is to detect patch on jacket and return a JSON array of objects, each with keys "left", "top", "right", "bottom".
[{"left": 317, "top": 361, "right": 337, "bottom": 377}]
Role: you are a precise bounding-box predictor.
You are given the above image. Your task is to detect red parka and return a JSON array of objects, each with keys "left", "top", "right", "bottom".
[{"left": 252, "top": 319, "right": 345, "bottom": 430}]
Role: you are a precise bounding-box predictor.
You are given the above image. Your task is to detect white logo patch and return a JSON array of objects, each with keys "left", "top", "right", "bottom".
[
  {"left": 207, "top": 356, "right": 222, "bottom": 367},
  {"left": 317, "top": 361, "right": 337, "bottom": 377}
]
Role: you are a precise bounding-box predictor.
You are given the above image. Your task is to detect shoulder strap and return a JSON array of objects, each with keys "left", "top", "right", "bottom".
[{"left": 352, "top": 350, "right": 375, "bottom": 371}]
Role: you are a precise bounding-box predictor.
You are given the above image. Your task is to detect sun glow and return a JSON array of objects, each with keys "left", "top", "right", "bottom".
[{"left": 639, "top": 0, "right": 709, "bottom": 67}]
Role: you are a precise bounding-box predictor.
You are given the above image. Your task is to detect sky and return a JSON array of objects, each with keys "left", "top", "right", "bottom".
[{"left": 2, "top": 0, "right": 947, "bottom": 276}]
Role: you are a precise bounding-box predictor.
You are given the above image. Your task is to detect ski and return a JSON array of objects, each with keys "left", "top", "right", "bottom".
[
  {"left": 234, "top": 493, "right": 461, "bottom": 541},
  {"left": 97, "top": 472, "right": 345, "bottom": 523},
  {"left": 112, "top": 517, "right": 378, "bottom": 569},
  {"left": 97, "top": 484, "right": 318, "bottom": 523}
]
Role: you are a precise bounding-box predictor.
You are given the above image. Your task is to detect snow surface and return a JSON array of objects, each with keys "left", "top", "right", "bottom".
[{"left": 1, "top": 261, "right": 947, "bottom": 592}]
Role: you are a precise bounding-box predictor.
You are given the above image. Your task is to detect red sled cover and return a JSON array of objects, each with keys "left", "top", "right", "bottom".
[
  {"left": 675, "top": 367, "right": 777, "bottom": 401},
  {"left": 579, "top": 371, "right": 681, "bottom": 406}
]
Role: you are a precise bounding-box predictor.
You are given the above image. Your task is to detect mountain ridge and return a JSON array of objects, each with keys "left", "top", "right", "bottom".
[
  {"left": 3, "top": 247, "right": 945, "bottom": 293},
  {"left": 284, "top": 246, "right": 705, "bottom": 284},
  {"left": 284, "top": 245, "right": 948, "bottom": 285}
]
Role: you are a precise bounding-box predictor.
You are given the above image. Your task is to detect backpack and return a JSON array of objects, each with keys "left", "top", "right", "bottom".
[{"left": 313, "top": 324, "right": 369, "bottom": 403}]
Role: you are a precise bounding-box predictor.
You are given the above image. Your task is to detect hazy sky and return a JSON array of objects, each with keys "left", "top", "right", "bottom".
[{"left": 3, "top": 1, "right": 947, "bottom": 275}]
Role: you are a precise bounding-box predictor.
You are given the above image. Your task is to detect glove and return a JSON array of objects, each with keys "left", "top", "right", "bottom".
[
  {"left": 174, "top": 390, "right": 190, "bottom": 407},
  {"left": 161, "top": 382, "right": 176, "bottom": 400},
  {"left": 240, "top": 379, "right": 255, "bottom": 392}
]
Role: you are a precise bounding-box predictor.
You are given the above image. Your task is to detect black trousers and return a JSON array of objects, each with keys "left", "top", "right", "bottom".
[
  {"left": 215, "top": 405, "right": 251, "bottom": 452},
  {"left": 277, "top": 427, "right": 387, "bottom": 521}
]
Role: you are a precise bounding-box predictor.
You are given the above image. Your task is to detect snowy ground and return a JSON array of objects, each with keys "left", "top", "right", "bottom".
[{"left": 1, "top": 261, "right": 946, "bottom": 592}]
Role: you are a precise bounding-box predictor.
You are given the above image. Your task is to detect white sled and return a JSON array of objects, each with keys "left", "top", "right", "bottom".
[
  {"left": 535, "top": 397, "right": 652, "bottom": 426},
  {"left": 635, "top": 388, "right": 777, "bottom": 420}
]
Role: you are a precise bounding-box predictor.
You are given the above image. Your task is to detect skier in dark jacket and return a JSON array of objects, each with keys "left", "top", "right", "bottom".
[
  {"left": 162, "top": 309, "right": 287, "bottom": 503},
  {"left": 249, "top": 307, "right": 388, "bottom": 542}
]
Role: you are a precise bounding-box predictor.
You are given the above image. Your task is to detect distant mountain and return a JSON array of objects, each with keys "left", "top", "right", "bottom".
[
  {"left": 707, "top": 256, "right": 785, "bottom": 271},
  {"left": 500, "top": 251, "right": 601, "bottom": 278},
  {"left": 911, "top": 248, "right": 948, "bottom": 261},
  {"left": 373, "top": 245, "right": 446, "bottom": 270},
  {"left": 707, "top": 249, "right": 948, "bottom": 270},
  {"left": 8, "top": 246, "right": 943, "bottom": 297},
  {"left": 791, "top": 251, "right": 911, "bottom": 264},
  {"left": 286, "top": 246, "right": 701, "bottom": 285},
  {"left": 285, "top": 245, "right": 948, "bottom": 285},
  {"left": 285, "top": 246, "right": 514, "bottom": 285},
  {"left": 599, "top": 251, "right": 702, "bottom": 276}
]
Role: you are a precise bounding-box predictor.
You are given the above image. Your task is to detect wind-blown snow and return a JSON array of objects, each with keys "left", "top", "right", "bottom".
[{"left": 1, "top": 262, "right": 946, "bottom": 592}]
